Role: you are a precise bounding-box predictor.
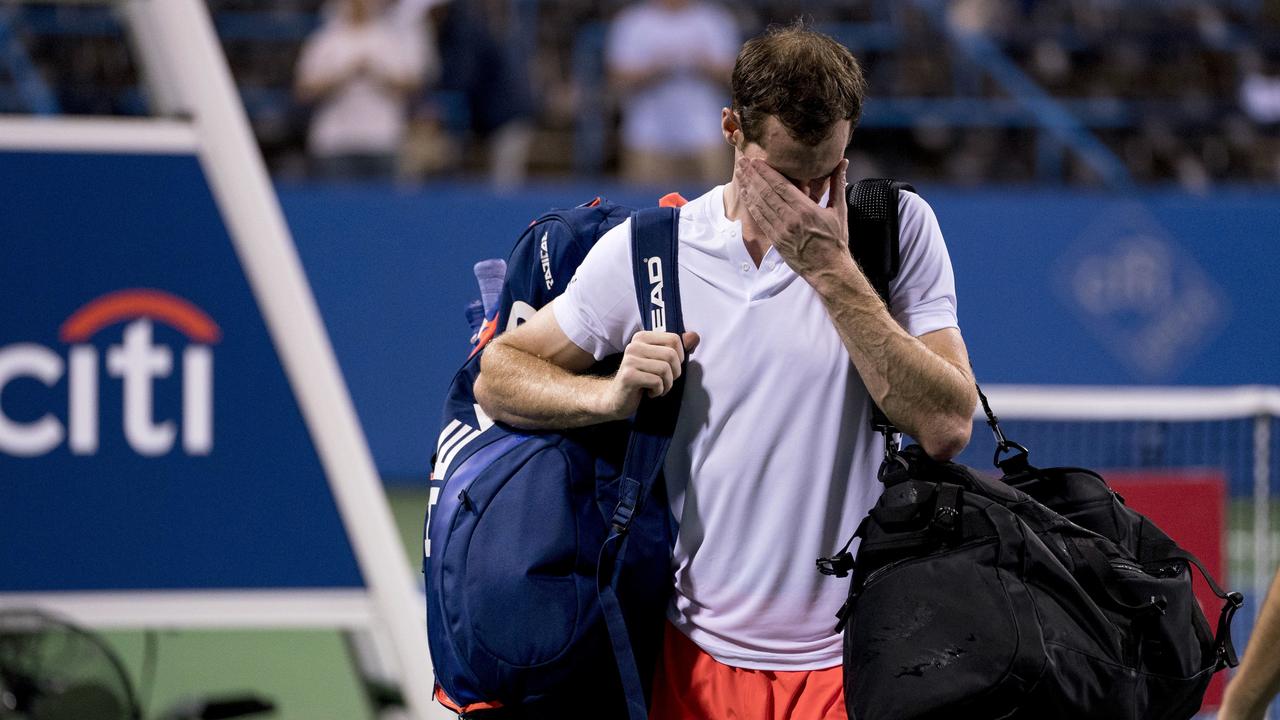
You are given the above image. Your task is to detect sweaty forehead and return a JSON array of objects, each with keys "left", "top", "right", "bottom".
[{"left": 745, "top": 116, "right": 850, "bottom": 183}]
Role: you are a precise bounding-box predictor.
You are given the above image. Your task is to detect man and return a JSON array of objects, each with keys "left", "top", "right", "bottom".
[{"left": 474, "top": 22, "right": 976, "bottom": 719}]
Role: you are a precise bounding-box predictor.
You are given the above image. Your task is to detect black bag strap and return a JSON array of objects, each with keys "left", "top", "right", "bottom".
[
  {"left": 975, "top": 383, "right": 1031, "bottom": 473},
  {"left": 1153, "top": 545, "right": 1245, "bottom": 669},
  {"left": 846, "top": 178, "right": 912, "bottom": 447},
  {"left": 981, "top": 380, "right": 1244, "bottom": 670},
  {"left": 847, "top": 178, "right": 910, "bottom": 302},
  {"left": 596, "top": 206, "right": 683, "bottom": 720},
  {"left": 816, "top": 180, "right": 912, "bottom": 587}
]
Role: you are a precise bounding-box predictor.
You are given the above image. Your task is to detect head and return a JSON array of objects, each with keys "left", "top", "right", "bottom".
[{"left": 723, "top": 21, "right": 867, "bottom": 200}]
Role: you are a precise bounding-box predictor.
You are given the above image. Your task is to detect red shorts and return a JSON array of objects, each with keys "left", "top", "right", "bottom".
[{"left": 649, "top": 622, "right": 848, "bottom": 720}]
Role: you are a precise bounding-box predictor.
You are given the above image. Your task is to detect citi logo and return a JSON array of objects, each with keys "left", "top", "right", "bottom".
[{"left": 0, "top": 289, "right": 219, "bottom": 458}]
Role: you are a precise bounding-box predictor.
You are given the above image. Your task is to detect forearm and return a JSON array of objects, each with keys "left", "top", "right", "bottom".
[
  {"left": 370, "top": 61, "right": 423, "bottom": 95},
  {"left": 474, "top": 341, "right": 616, "bottom": 430},
  {"left": 808, "top": 255, "right": 975, "bottom": 458},
  {"left": 296, "top": 77, "right": 339, "bottom": 103},
  {"left": 296, "top": 66, "right": 354, "bottom": 103},
  {"left": 1223, "top": 568, "right": 1280, "bottom": 718}
]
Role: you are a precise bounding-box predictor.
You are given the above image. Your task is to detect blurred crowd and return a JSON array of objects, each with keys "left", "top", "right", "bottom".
[{"left": 15, "top": 0, "right": 1280, "bottom": 188}]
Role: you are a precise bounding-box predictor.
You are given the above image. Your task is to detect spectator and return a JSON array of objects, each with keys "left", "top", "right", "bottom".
[
  {"left": 1240, "top": 50, "right": 1280, "bottom": 125},
  {"left": 396, "top": 0, "right": 536, "bottom": 189},
  {"left": 435, "top": 0, "right": 536, "bottom": 189},
  {"left": 606, "top": 0, "right": 738, "bottom": 186},
  {"left": 295, "top": 0, "right": 430, "bottom": 180}
]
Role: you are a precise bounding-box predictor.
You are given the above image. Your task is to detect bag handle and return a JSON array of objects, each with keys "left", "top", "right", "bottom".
[
  {"left": 1150, "top": 545, "right": 1245, "bottom": 669},
  {"left": 596, "top": 206, "right": 683, "bottom": 720},
  {"left": 975, "top": 383, "right": 1031, "bottom": 472}
]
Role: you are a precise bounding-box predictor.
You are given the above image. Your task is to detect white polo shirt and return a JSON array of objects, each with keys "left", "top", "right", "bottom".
[{"left": 554, "top": 184, "right": 959, "bottom": 669}]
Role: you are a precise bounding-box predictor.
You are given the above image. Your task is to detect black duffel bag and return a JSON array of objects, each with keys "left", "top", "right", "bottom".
[{"left": 819, "top": 390, "right": 1244, "bottom": 720}]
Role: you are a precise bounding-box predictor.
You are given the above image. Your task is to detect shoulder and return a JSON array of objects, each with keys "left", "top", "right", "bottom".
[
  {"left": 897, "top": 189, "right": 939, "bottom": 229},
  {"left": 670, "top": 186, "right": 723, "bottom": 249},
  {"left": 373, "top": 18, "right": 414, "bottom": 42},
  {"left": 301, "top": 20, "right": 340, "bottom": 49},
  {"left": 897, "top": 190, "right": 946, "bottom": 250},
  {"left": 573, "top": 216, "right": 633, "bottom": 279},
  {"left": 597, "top": 215, "right": 633, "bottom": 247},
  {"left": 676, "top": 185, "right": 720, "bottom": 225},
  {"left": 606, "top": 5, "right": 659, "bottom": 59},
  {"left": 691, "top": 2, "right": 736, "bottom": 27},
  {"left": 611, "top": 3, "right": 655, "bottom": 30}
]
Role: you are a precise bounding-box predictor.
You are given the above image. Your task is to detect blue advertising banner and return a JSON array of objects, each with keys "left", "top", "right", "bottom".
[
  {"left": 276, "top": 183, "right": 1280, "bottom": 481},
  {"left": 0, "top": 151, "right": 361, "bottom": 591}
]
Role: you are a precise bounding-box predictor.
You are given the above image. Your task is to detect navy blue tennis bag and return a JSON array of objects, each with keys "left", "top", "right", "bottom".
[{"left": 424, "top": 197, "right": 686, "bottom": 719}]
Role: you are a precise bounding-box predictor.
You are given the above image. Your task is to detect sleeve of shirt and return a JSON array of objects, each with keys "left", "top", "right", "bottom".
[
  {"left": 553, "top": 219, "right": 644, "bottom": 361},
  {"left": 296, "top": 26, "right": 344, "bottom": 86},
  {"left": 888, "top": 192, "right": 959, "bottom": 338},
  {"left": 385, "top": 23, "right": 429, "bottom": 82}
]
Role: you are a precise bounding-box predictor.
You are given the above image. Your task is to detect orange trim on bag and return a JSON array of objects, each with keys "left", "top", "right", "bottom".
[
  {"left": 588, "top": 196, "right": 603, "bottom": 207},
  {"left": 434, "top": 685, "right": 505, "bottom": 713},
  {"left": 467, "top": 314, "right": 500, "bottom": 360},
  {"left": 658, "top": 192, "right": 689, "bottom": 208}
]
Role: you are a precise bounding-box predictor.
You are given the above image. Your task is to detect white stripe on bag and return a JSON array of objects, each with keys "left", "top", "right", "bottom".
[{"left": 437, "top": 428, "right": 481, "bottom": 479}]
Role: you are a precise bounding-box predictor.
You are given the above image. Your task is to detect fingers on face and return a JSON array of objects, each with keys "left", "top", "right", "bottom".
[
  {"left": 735, "top": 161, "right": 781, "bottom": 226},
  {"left": 831, "top": 157, "right": 849, "bottom": 216},
  {"left": 830, "top": 158, "right": 848, "bottom": 191},
  {"left": 751, "top": 160, "right": 809, "bottom": 206},
  {"left": 744, "top": 195, "right": 781, "bottom": 240}
]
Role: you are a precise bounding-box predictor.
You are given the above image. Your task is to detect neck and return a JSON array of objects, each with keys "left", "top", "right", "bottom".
[{"left": 722, "top": 179, "right": 771, "bottom": 266}]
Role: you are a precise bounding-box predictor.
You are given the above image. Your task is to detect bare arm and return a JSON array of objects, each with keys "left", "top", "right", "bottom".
[
  {"left": 799, "top": 254, "right": 975, "bottom": 459},
  {"left": 295, "top": 28, "right": 352, "bottom": 103},
  {"left": 1220, "top": 567, "right": 1280, "bottom": 720},
  {"left": 366, "top": 48, "right": 424, "bottom": 96},
  {"left": 296, "top": 60, "right": 358, "bottom": 104},
  {"left": 474, "top": 299, "right": 699, "bottom": 430},
  {"left": 296, "top": 28, "right": 423, "bottom": 103},
  {"left": 738, "top": 157, "right": 976, "bottom": 459}
]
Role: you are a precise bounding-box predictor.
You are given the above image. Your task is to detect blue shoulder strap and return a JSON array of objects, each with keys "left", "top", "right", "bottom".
[{"left": 596, "top": 206, "right": 682, "bottom": 720}]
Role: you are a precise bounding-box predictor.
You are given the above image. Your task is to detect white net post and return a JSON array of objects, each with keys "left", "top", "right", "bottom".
[
  {"left": 0, "top": 1, "right": 453, "bottom": 716},
  {"left": 130, "top": 1, "right": 443, "bottom": 717},
  {"left": 1255, "top": 414, "right": 1273, "bottom": 617}
]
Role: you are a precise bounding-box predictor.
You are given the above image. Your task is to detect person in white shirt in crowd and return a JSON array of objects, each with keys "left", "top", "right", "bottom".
[
  {"left": 476, "top": 22, "right": 975, "bottom": 718},
  {"left": 606, "top": 0, "right": 739, "bottom": 186},
  {"left": 295, "top": 0, "right": 433, "bottom": 180}
]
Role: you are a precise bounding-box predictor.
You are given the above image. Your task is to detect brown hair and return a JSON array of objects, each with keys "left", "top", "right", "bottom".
[{"left": 730, "top": 21, "right": 867, "bottom": 147}]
